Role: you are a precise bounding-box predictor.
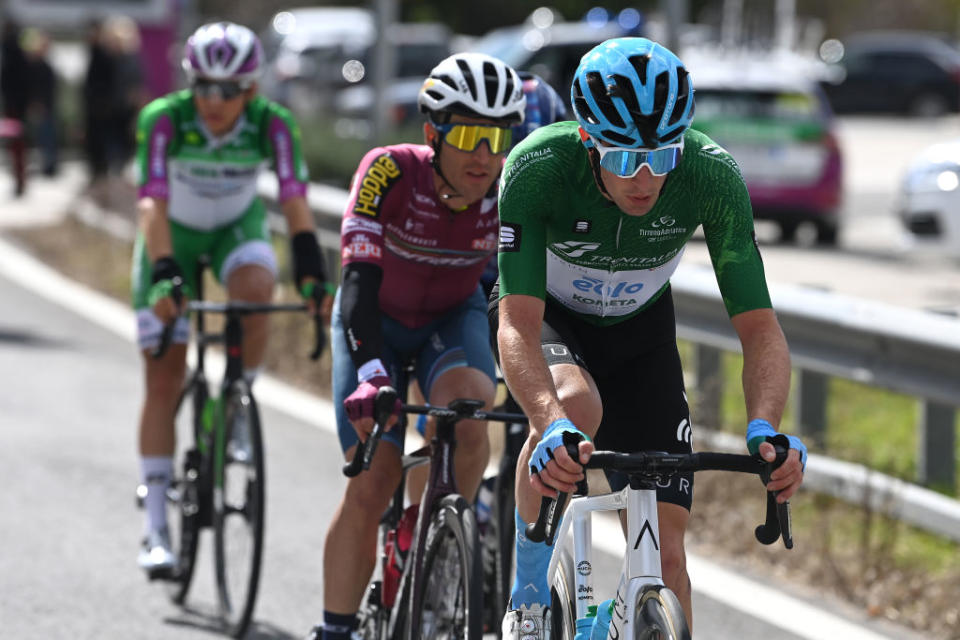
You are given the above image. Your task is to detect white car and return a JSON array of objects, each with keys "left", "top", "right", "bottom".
[{"left": 899, "top": 139, "right": 960, "bottom": 256}]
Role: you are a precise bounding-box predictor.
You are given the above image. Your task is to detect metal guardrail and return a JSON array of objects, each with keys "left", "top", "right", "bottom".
[{"left": 261, "top": 177, "right": 960, "bottom": 542}]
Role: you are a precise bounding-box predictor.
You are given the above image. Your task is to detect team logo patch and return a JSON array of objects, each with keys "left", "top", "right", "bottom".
[
  {"left": 573, "top": 220, "right": 591, "bottom": 234},
  {"left": 499, "top": 223, "right": 521, "bottom": 252},
  {"left": 352, "top": 154, "right": 402, "bottom": 218}
]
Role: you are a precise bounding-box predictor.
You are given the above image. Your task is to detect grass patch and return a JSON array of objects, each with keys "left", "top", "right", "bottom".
[{"left": 679, "top": 341, "right": 960, "bottom": 495}]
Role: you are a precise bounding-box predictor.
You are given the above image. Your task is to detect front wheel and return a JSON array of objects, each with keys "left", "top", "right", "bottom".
[
  {"left": 214, "top": 381, "right": 266, "bottom": 638},
  {"left": 165, "top": 378, "right": 208, "bottom": 605},
  {"left": 549, "top": 546, "right": 576, "bottom": 640},
  {"left": 414, "top": 495, "right": 483, "bottom": 640},
  {"left": 633, "top": 586, "right": 690, "bottom": 640}
]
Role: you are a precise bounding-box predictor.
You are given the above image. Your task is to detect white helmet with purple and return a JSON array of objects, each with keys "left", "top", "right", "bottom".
[{"left": 182, "top": 21, "right": 264, "bottom": 85}]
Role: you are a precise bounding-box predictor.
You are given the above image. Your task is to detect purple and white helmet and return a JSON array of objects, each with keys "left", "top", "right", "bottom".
[{"left": 182, "top": 22, "right": 263, "bottom": 85}]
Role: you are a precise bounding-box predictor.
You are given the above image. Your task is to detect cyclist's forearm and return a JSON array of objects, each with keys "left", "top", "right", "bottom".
[
  {"left": 497, "top": 300, "right": 565, "bottom": 435},
  {"left": 733, "top": 308, "right": 791, "bottom": 427},
  {"left": 280, "top": 195, "right": 314, "bottom": 235},
  {"left": 138, "top": 197, "right": 172, "bottom": 262},
  {"left": 340, "top": 262, "right": 385, "bottom": 370}
]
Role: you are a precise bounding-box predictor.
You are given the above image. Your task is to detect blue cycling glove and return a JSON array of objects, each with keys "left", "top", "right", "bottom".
[
  {"left": 746, "top": 418, "right": 808, "bottom": 470},
  {"left": 529, "top": 418, "right": 588, "bottom": 477}
]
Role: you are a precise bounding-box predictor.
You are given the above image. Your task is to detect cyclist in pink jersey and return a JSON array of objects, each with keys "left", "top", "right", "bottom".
[{"left": 310, "top": 52, "right": 526, "bottom": 640}]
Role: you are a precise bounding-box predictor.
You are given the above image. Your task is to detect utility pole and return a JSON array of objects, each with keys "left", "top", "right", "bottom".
[{"left": 370, "top": 0, "right": 398, "bottom": 146}]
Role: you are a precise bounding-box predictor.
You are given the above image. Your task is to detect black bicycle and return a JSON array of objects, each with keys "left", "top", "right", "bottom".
[
  {"left": 150, "top": 265, "right": 324, "bottom": 638},
  {"left": 346, "top": 385, "right": 528, "bottom": 640},
  {"left": 479, "top": 390, "right": 527, "bottom": 637}
]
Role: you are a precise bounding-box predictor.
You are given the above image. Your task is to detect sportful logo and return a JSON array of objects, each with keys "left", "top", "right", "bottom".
[
  {"left": 702, "top": 143, "right": 726, "bottom": 156},
  {"left": 552, "top": 241, "right": 600, "bottom": 258},
  {"left": 499, "top": 223, "right": 521, "bottom": 252},
  {"left": 676, "top": 418, "right": 691, "bottom": 443}
]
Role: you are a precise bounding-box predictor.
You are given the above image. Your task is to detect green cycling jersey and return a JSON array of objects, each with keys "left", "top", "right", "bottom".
[
  {"left": 134, "top": 90, "right": 309, "bottom": 231},
  {"left": 497, "top": 121, "right": 771, "bottom": 325}
]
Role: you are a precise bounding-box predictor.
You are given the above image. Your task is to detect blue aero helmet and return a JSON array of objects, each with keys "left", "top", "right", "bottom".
[
  {"left": 571, "top": 37, "right": 694, "bottom": 150},
  {"left": 512, "top": 72, "right": 569, "bottom": 145}
]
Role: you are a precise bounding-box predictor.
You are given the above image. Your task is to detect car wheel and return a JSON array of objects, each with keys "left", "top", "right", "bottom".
[
  {"left": 908, "top": 92, "right": 950, "bottom": 118},
  {"left": 815, "top": 221, "right": 839, "bottom": 246},
  {"left": 779, "top": 221, "right": 799, "bottom": 244}
]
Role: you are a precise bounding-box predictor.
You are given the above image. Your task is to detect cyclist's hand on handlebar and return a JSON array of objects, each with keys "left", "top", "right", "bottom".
[
  {"left": 528, "top": 418, "right": 594, "bottom": 499},
  {"left": 344, "top": 376, "right": 401, "bottom": 439},
  {"left": 147, "top": 257, "right": 185, "bottom": 324},
  {"left": 299, "top": 279, "right": 334, "bottom": 322},
  {"left": 747, "top": 419, "right": 807, "bottom": 503}
]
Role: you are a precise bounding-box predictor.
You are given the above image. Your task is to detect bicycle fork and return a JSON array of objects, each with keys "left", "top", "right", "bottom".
[{"left": 552, "top": 485, "right": 665, "bottom": 640}]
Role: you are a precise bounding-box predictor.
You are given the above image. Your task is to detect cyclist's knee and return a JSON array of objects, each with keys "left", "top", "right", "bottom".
[
  {"left": 455, "top": 420, "right": 491, "bottom": 452},
  {"left": 344, "top": 468, "right": 399, "bottom": 522},
  {"left": 227, "top": 264, "right": 274, "bottom": 302}
]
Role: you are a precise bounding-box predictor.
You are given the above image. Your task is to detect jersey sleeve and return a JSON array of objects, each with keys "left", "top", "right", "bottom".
[
  {"left": 262, "top": 100, "right": 309, "bottom": 202},
  {"left": 697, "top": 147, "right": 773, "bottom": 316},
  {"left": 496, "top": 136, "right": 566, "bottom": 300},
  {"left": 134, "top": 97, "right": 175, "bottom": 200},
  {"left": 339, "top": 147, "right": 405, "bottom": 269}
]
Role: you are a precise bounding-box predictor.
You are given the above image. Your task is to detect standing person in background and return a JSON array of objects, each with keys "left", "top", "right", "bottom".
[
  {"left": 82, "top": 18, "right": 114, "bottom": 196},
  {"left": 103, "top": 15, "right": 146, "bottom": 175},
  {"left": 1, "top": 16, "right": 30, "bottom": 196},
  {"left": 23, "top": 27, "right": 59, "bottom": 177}
]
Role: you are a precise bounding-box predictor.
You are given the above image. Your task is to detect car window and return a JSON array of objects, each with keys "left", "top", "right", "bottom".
[
  {"left": 872, "top": 52, "right": 944, "bottom": 77},
  {"left": 694, "top": 89, "right": 821, "bottom": 122}
]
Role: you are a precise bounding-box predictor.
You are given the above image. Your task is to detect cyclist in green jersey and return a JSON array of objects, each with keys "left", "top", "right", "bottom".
[
  {"left": 131, "top": 22, "right": 330, "bottom": 575},
  {"left": 491, "top": 38, "right": 808, "bottom": 636}
]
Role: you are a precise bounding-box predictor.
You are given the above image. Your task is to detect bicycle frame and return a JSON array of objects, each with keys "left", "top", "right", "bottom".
[{"left": 549, "top": 485, "right": 665, "bottom": 640}]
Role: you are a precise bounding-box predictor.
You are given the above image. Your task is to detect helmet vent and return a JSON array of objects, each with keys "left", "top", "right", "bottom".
[
  {"left": 586, "top": 72, "right": 625, "bottom": 129},
  {"left": 627, "top": 54, "right": 651, "bottom": 83},
  {"left": 482, "top": 60, "right": 499, "bottom": 109},
  {"left": 667, "top": 68, "right": 691, "bottom": 126},
  {"left": 456, "top": 58, "right": 479, "bottom": 102},
  {"left": 501, "top": 67, "right": 516, "bottom": 108},
  {"left": 600, "top": 129, "right": 634, "bottom": 146},
  {"left": 572, "top": 78, "right": 599, "bottom": 125}
]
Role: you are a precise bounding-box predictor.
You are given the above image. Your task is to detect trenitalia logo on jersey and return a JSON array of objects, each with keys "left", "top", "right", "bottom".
[
  {"left": 552, "top": 241, "right": 600, "bottom": 258},
  {"left": 353, "top": 154, "right": 402, "bottom": 218},
  {"left": 498, "top": 223, "right": 521, "bottom": 252}
]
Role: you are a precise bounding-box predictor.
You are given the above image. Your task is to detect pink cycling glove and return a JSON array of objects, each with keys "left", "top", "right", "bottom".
[{"left": 344, "top": 375, "right": 401, "bottom": 425}]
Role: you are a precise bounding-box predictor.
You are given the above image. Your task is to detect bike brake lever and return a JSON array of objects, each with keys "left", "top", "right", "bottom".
[
  {"left": 308, "top": 287, "right": 327, "bottom": 361},
  {"left": 342, "top": 387, "right": 398, "bottom": 477},
  {"left": 754, "top": 434, "right": 793, "bottom": 548}
]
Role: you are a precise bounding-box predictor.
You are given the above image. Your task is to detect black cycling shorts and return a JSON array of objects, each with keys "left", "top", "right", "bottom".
[{"left": 489, "top": 283, "right": 694, "bottom": 510}]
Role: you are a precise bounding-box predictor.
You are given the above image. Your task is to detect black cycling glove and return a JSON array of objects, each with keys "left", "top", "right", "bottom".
[
  {"left": 291, "top": 231, "right": 328, "bottom": 297},
  {"left": 147, "top": 256, "right": 185, "bottom": 307}
]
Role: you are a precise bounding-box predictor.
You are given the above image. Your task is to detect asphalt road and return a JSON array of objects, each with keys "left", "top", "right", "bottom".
[{"left": 0, "top": 242, "right": 920, "bottom": 640}]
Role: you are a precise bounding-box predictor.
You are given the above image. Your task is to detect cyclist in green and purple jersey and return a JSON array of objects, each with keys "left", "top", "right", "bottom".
[
  {"left": 131, "top": 21, "right": 330, "bottom": 576},
  {"left": 490, "top": 38, "right": 808, "bottom": 637}
]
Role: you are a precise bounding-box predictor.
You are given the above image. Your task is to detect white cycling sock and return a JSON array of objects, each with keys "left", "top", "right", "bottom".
[{"left": 140, "top": 456, "right": 173, "bottom": 533}]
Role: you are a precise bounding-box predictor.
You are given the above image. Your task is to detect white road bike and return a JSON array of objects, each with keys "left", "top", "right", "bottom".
[{"left": 528, "top": 437, "right": 794, "bottom": 640}]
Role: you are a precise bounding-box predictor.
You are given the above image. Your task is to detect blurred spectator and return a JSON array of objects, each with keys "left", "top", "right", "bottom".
[
  {"left": 23, "top": 27, "right": 58, "bottom": 177},
  {"left": 83, "top": 16, "right": 145, "bottom": 206},
  {"left": 83, "top": 18, "right": 113, "bottom": 186},
  {"left": 1, "top": 16, "right": 29, "bottom": 196},
  {"left": 103, "top": 15, "right": 145, "bottom": 173}
]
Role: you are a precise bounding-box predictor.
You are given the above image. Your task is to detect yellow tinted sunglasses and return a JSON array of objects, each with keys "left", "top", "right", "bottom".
[{"left": 434, "top": 123, "right": 513, "bottom": 154}]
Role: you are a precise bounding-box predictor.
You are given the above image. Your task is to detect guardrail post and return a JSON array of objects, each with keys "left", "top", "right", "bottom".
[
  {"left": 695, "top": 344, "right": 722, "bottom": 429},
  {"left": 796, "top": 369, "right": 827, "bottom": 447},
  {"left": 917, "top": 400, "right": 957, "bottom": 493}
]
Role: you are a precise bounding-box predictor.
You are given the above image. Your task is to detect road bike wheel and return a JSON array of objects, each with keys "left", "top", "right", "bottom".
[
  {"left": 214, "top": 380, "right": 266, "bottom": 638},
  {"left": 165, "top": 379, "right": 208, "bottom": 605},
  {"left": 414, "top": 494, "right": 483, "bottom": 640},
  {"left": 633, "top": 586, "right": 690, "bottom": 640},
  {"left": 549, "top": 546, "right": 576, "bottom": 640}
]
